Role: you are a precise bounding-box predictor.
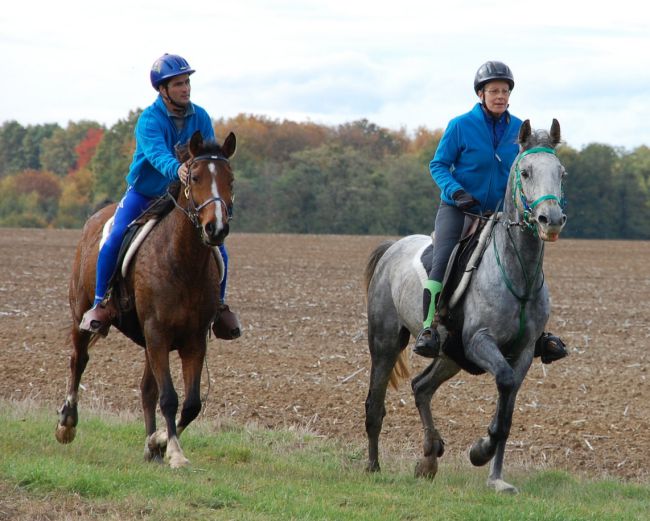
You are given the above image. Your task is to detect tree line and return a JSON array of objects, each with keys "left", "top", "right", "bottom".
[{"left": 1, "top": 114, "right": 649, "bottom": 238}]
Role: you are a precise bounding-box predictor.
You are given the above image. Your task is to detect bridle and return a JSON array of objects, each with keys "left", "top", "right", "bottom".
[
  {"left": 171, "top": 153, "right": 234, "bottom": 228},
  {"left": 494, "top": 146, "right": 565, "bottom": 346},
  {"left": 511, "top": 146, "right": 565, "bottom": 233}
]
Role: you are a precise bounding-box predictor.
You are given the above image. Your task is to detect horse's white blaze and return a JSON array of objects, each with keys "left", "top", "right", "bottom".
[{"left": 208, "top": 163, "right": 224, "bottom": 231}]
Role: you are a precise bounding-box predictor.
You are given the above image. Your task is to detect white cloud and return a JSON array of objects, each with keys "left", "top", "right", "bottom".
[{"left": 3, "top": 0, "right": 650, "bottom": 149}]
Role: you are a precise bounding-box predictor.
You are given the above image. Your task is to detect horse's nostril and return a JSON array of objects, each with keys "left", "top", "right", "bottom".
[
  {"left": 561, "top": 215, "right": 567, "bottom": 225},
  {"left": 205, "top": 222, "right": 215, "bottom": 236},
  {"left": 538, "top": 215, "right": 549, "bottom": 225}
]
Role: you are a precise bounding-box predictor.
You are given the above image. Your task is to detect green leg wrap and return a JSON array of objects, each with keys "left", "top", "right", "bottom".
[{"left": 422, "top": 279, "right": 442, "bottom": 329}]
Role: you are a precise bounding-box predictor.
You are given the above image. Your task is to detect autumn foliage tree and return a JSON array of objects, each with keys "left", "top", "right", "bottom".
[{"left": 1, "top": 114, "right": 649, "bottom": 237}]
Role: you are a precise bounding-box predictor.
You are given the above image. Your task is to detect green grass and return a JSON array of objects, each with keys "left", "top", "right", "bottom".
[{"left": 1, "top": 399, "right": 648, "bottom": 520}]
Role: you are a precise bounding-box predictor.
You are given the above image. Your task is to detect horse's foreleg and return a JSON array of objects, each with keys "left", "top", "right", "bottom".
[
  {"left": 476, "top": 389, "right": 520, "bottom": 494},
  {"left": 413, "top": 358, "right": 460, "bottom": 479},
  {"left": 145, "top": 343, "right": 188, "bottom": 469},
  {"left": 177, "top": 342, "right": 207, "bottom": 436},
  {"left": 485, "top": 355, "right": 531, "bottom": 494},
  {"left": 141, "top": 356, "right": 163, "bottom": 463},
  {"left": 465, "top": 330, "right": 529, "bottom": 493},
  {"left": 465, "top": 329, "right": 517, "bottom": 467},
  {"left": 55, "top": 326, "right": 91, "bottom": 444}
]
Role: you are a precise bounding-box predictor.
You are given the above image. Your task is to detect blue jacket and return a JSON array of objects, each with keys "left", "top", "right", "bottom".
[
  {"left": 430, "top": 103, "right": 522, "bottom": 213},
  {"left": 126, "top": 95, "right": 216, "bottom": 197}
]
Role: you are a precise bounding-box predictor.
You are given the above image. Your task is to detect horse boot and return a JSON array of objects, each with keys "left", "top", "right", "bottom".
[
  {"left": 413, "top": 280, "right": 443, "bottom": 358},
  {"left": 212, "top": 303, "right": 241, "bottom": 340},
  {"left": 534, "top": 332, "right": 568, "bottom": 364},
  {"left": 79, "top": 299, "right": 117, "bottom": 337}
]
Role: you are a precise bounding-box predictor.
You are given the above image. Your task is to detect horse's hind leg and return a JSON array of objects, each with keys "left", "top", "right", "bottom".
[
  {"left": 55, "top": 326, "right": 92, "bottom": 444},
  {"left": 365, "top": 325, "right": 409, "bottom": 473},
  {"left": 412, "top": 357, "right": 460, "bottom": 479}
]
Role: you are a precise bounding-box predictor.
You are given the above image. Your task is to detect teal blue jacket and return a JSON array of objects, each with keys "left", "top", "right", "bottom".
[
  {"left": 430, "top": 103, "right": 522, "bottom": 212},
  {"left": 126, "top": 96, "right": 215, "bottom": 197}
]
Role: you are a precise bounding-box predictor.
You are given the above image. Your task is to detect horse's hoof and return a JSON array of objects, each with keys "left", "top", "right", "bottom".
[
  {"left": 468, "top": 438, "right": 493, "bottom": 467},
  {"left": 414, "top": 456, "right": 438, "bottom": 479},
  {"left": 366, "top": 461, "right": 381, "bottom": 473},
  {"left": 169, "top": 454, "right": 190, "bottom": 469},
  {"left": 55, "top": 424, "right": 76, "bottom": 444},
  {"left": 488, "top": 479, "right": 518, "bottom": 494},
  {"left": 143, "top": 444, "right": 165, "bottom": 463}
]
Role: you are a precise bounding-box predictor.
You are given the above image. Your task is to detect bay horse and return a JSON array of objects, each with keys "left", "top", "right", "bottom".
[
  {"left": 55, "top": 130, "right": 236, "bottom": 468},
  {"left": 363, "top": 120, "right": 567, "bottom": 492}
]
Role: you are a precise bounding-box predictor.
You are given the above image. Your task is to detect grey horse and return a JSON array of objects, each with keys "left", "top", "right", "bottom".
[{"left": 363, "top": 119, "right": 567, "bottom": 493}]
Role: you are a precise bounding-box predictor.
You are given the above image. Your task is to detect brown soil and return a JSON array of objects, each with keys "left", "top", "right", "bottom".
[{"left": 1, "top": 228, "right": 649, "bottom": 482}]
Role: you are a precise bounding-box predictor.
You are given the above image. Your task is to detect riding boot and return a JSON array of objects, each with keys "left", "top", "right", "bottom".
[
  {"left": 212, "top": 303, "right": 241, "bottom": 340},
  {"left": 534, "top": 332, "right": 568, "bottom": 364},
  {"left": 413, "top": 280, "right": 443, "bottom": 358},
  {"left": 79, "top": 299, "right": 116, "bottom": 337}
]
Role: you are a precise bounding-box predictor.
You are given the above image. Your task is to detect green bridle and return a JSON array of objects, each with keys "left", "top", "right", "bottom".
[{"left": 512, "top": 146, "right": 565, "bottom": 233}]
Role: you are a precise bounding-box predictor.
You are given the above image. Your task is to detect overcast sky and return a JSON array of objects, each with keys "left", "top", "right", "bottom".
[{"left": 3, "top": 0, "right": 649, "bottom": 150}]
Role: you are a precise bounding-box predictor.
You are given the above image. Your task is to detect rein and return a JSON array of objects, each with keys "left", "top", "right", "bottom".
[
  {"left": 512, "top": 146, "right": 565, "bottom": 234},
  {"left": 495, "top": 146, "right": 559, "bottom": 347},
  {"left": 493, "top": 222, "right": 545, "bottom": 347},
  {"left": 171, "top": 153, "right": 233, "bottom": 228}
]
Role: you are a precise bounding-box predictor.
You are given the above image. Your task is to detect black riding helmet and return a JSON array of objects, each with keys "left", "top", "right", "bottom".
[{"left": 474, "top": 61, "right": 515, "bottom": 94}]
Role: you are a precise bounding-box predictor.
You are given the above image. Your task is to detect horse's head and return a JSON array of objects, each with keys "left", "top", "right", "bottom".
[
  {"left": 510, "top": 119, "right": 567, "bottom": 241},
  {"left": 180, "top": 131, "right": 236, "bottom": 246}
]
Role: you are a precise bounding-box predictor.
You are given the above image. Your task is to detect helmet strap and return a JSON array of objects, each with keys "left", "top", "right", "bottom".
[{"left": 160, "top": 85, "right": 187, "bottom": 115}]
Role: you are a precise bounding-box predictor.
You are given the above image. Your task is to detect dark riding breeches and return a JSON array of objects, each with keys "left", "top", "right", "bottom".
[{"left": 428, "top": 202, "right": 466, "bottom": 282}]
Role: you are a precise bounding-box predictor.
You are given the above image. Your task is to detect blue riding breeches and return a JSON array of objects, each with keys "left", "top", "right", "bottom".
[
  {"left": 218, "top": 243, "right": 228, "bottom": 303},
  {"left": 93, "top": 186, "right": 231, "bottom": 306},
  {"left": 93, "top": 187, "right": 153, "bottom": 305},
  {"left": 428, "top": 202, "right": 467, "bottom": 283}
]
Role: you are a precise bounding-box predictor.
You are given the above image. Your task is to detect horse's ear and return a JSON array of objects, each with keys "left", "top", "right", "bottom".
[
  {"left": 518, "top": 119, "right": 531, "bottom": 144},
  {"left": 189, "top": 131, "right": 203, "bottom": 156},
  {"left": 550, "top": 119, "right": 561, "bottom": 147},
  {"left": 221, "top": 132, "right": 237, "bottom": 159}
]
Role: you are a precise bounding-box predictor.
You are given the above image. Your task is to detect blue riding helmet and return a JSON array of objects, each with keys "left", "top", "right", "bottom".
[{"left": 150, "top": 54, "right": 195, "bottom": 90}]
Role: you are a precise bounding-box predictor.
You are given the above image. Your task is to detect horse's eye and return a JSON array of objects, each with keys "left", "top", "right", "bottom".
[
  {"left": 520, "top": 168, "right": 530, "bottom": 179},
  {"left": 191, "top": 175, "right": 200, "bottom": 183}
]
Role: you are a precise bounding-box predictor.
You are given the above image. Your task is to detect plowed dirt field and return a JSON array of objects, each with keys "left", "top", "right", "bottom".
[{"left": 1, "top": 228, "right": 648, "bottom": 480}]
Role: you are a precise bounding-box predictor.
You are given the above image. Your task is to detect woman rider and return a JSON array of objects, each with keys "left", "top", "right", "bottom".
[{"left": 414, "top": 60, "right": 567, "bottom": 364}]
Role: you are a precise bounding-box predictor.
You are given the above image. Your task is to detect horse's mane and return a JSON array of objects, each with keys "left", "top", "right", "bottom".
[{"left": 175, "top": 138, "right": 226, "bottom": 162}]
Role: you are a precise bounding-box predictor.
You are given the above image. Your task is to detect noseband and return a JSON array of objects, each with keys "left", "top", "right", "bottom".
[
  {"left": 173, "top": 153, "right": 234, "bottom": 228},
  {"left": 512, "top": 146, "right": 565, "bottom": 233}
]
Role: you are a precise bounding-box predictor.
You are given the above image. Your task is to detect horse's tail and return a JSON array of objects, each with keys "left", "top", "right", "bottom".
[
  {"left": 363, "top": 240, "right": 411, "bottom": 389},
  {"left": 388, "top": 349, "right": 410, "bottom": 390},
  {"left": 363, "top": 240, "right": 395, "bottom": 295}
]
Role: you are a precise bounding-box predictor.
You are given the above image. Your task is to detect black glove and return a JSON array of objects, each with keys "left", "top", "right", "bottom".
[{"left": 452, "top": 189, "right": 480, "bottom": 211}]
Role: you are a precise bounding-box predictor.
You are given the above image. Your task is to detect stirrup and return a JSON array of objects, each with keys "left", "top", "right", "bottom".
[{"left": 413, "top": 326, "right": 440, "bottom": 358}]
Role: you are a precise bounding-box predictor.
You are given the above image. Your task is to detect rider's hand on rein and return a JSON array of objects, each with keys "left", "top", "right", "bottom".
[{"left": 177, "top": 162, "right": 189, "bottom": 185}]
